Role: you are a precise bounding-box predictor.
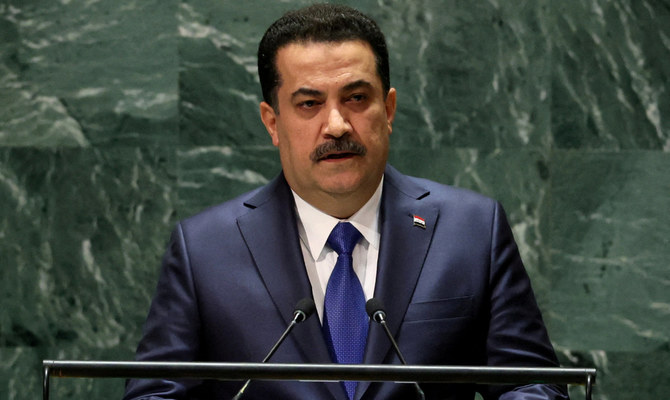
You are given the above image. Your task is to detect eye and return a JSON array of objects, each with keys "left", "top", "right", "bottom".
[
  {"left": 298, "top": 99, "right": 319, "bottom": 109},
  {"left": 348, "top": 93, "right": 367, "bottom": 102}
]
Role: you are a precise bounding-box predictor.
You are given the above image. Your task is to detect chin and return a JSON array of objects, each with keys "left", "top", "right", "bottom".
[
  {"left": 322, "top": 184, "right": 360, "bottom": 196},
  {"left": 319, "top": 177, "right": 358, "bottom": 193},
  {"left": 321, "top": 175, "right": 374, "bottom": 196}
]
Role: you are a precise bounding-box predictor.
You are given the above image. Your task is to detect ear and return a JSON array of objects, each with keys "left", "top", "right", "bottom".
[
  {"left": 260, "top": 101, "right": 280, "bottom": 147},
  {"left": 384, "top": 88, "right": 397, "bottom": 134}
]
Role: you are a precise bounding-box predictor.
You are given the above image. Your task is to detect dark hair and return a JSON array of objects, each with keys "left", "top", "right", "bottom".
[{"left": 257, "top": 4, "right": 390, "bottom": 111}]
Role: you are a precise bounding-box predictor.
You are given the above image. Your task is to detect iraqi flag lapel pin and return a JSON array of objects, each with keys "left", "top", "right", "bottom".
[{"left": 412, "top": 215, "right": 426, "bottom": 229}]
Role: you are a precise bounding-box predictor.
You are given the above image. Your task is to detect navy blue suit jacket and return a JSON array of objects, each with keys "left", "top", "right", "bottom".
[{"left": 123, "top": 165, "right": 568, "bottom": 400}]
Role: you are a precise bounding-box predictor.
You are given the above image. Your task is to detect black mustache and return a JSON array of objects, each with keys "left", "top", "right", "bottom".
[{"left": 310, "top": 138, "right": 367, "bottom": 161}]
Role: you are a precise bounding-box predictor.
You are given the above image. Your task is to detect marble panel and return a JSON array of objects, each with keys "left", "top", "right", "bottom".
[
  {"left": 384, "top": 0, "right": 553, "bottom": 150},
  {"left": 1, "top": 147, "right": 176, "bottom": 399},
  {"left": 542, "top": 151, "right": 670, "bottom": 353},
  {"left": 177, "top": 1, "right": 300, "bottom": 146},
  {"left": 558, "top": 347, "right": 670, "bottom": 400},
  {"left": 1, "top": 347, "right": 43, "bottom": 400},
  {"left": 596, "top": 348, "right": 670, "bottom": 399},
  {"left": 548, "top": 0, "right": 670, "bottom": 150},
  {"left": 176, "top": 145, "right": 280, "bottom": 217},
  {"left": 0, "top": 0, "right": 179, "bottom": 147}
]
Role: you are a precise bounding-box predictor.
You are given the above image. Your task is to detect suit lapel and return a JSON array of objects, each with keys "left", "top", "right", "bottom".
[
  {"left": 236, "top": 174, "right": 346, "bottom": 400},
  {"left": 236, "top": 168, "right": 437, "bottom": 400},
  {"left": 357, "top": 166, "right": 438, "bottom": 399}
]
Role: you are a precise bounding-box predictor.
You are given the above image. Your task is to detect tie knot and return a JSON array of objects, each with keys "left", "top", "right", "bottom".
[{"left": 327, "top": 222, "right": 362, "bottom": 256}]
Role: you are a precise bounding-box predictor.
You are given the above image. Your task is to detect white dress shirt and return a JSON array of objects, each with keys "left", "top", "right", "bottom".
[{"left": 292, "top": 178, "right": 383, "bottom": 323}]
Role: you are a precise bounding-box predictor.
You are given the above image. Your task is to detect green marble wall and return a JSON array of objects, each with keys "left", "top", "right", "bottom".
[{"left": 1, "top": 1, "right": 668, "bottom": 399}]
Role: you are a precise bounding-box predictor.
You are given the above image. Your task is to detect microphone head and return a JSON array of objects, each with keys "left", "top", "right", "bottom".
[
  {"left": 365, "top": 298, "right": 386, "bottom": 322},
  {"left": 293, "top": 298, "right": 316, "bottom": 323}
]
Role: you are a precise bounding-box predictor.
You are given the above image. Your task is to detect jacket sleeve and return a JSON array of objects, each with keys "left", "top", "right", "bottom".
[
  {"left": 122, "top": 223, "right": 202, "bottom": 400},
  {"left": 480, "top": 202, "right": 569, "bottom": 400}
]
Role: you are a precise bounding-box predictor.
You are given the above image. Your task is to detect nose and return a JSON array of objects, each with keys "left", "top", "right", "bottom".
[{"left": 323, "top": 107, "right": 351, "bottom": 138}]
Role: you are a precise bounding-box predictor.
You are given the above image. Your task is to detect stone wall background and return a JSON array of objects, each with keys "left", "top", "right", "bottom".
[{"left": 1, "top": 1, "right": 669, "bottom": 399}]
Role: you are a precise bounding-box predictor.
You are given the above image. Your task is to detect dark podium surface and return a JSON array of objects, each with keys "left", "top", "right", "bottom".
[{"left": 43, "top": 360, "right": 596, "bottom": 400}]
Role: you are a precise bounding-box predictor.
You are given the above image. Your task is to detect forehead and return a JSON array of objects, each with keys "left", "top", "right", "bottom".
[{"left": 274, "top": 40, "right": 381, "bottom": 92}]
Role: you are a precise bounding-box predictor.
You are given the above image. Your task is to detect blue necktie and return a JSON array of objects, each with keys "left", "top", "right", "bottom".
[{"left": 323, "top": 222, "right": 368, "bottom": 400}]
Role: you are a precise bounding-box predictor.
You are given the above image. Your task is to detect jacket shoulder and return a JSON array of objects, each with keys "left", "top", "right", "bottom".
[
  {"left": 386, "top": 165, "right": 498, "bottom": 212},
  {"left": 178, "top": 172, "right": 289, "bottom": 234}
]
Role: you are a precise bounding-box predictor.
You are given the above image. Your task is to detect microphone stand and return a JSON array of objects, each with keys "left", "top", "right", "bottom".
[
  {"left": 367, "top": 299, "right": 425, "bottom": 400},
  {"left": 232, "top": 299, "right": 315, "bottom": 400}
]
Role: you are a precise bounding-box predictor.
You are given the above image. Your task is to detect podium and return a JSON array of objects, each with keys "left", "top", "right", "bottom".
[{"left": 42, "top": 360, "right": 596, "bottom": 400}]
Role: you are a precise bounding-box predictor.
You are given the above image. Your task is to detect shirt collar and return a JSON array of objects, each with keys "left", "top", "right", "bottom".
[{"left": 292, "top": 176, "right": 383, "bottom": 261}]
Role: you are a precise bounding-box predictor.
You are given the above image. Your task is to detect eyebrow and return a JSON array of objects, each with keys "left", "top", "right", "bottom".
[
  {"left": 341, "top": 79, "right": 374, "bottom": 92},
  {"left": 291, "top": 87, "right": 323, "bottom": 101},
  {"left": 290, "top": 79, "right": 375, "bottom": 101}
]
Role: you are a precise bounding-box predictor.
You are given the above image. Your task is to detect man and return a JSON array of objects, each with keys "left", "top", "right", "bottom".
[{"left": 124, "top": 4, "right": 568, "bottom": 400}]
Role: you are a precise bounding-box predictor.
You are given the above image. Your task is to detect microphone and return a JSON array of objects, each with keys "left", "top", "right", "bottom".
[
  {"left": 232, "top": 298, "right": 316, "bottom": 400},
  {"left": 366, "top": 298, "right": 425, "bottom": 400}
]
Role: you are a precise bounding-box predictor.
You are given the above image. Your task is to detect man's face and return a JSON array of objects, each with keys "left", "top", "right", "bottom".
[{"left": 260, "top": 40, "right": 396, "bottom": 217}]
